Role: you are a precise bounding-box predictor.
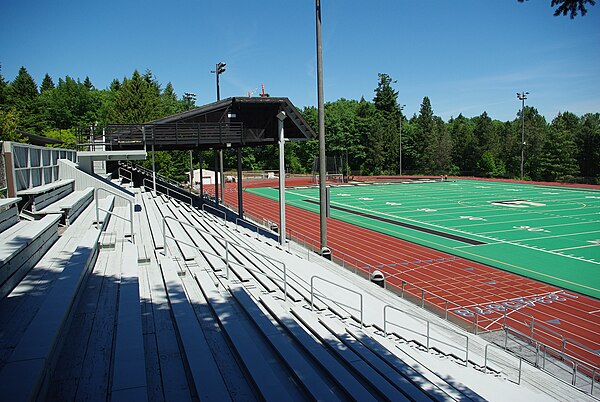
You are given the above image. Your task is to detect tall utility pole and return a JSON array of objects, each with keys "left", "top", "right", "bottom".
[
  {"left": 517, "top": 91, "right": 529, "bottom": 180},
  {"left": 316, "top": 0, "right": 328, "bottom": 256},
  {"left": 398, "top": 104, "right": 405, "bottom": 176},
  {"left": 212, "top": 62, "right": 226, "bottom": 202}
]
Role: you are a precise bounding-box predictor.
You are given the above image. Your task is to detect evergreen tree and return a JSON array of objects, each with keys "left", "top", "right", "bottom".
[
  {"left": 110, "top": 78, "right": 121, "bottom": 92},
  {"left": 373, "top": 73, "right": 399, "bottom": 114},
  {"left": 108, "top": 70, "right": 162, "bottom": 123},
  {"left": 41, "top": 73, "right": 55, "bottom": 93},
  {"left": 448, "top": 114, "right": 477, "bottom": 174},
  {"left": 83, "top": 76, "right": 94, "bottom": 90},
  {"left": 161, "top": 82, "right": 180, "bottom": 115},
  {"left": 575, "top": 113, "right": 600, "bottom": 182},
  {"left": 0, "top": 66, "right": 7, "bottom": 106},
  {"left": 539, "top": 112, "right": 579, "bottom": 181},
  {"left": 7, "top": 66, "right": 40, "bottom": 131},
  {"left": 415, "top": 96, "right": 436, "bottom": 172},
  {"left": 41, "top": 76, "right": 100, "bottom": 129}
]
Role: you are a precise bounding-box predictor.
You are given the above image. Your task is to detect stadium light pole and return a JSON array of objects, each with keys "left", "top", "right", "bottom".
[
  {"left": 517, "top": 91, "right": 529, "bottom": 180},
  {"left": 399, "top": 104, "right": 405, "bottom": 176},
  {"left": 316, "top": 0, "right": 329, "bottom": 257},
  {"left": 211, "top": 62, "right": 226, "bottom": 203}
]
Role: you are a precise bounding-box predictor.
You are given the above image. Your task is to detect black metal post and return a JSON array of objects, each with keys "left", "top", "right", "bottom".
[
  {"left": 316, "top": 0, "right": 328, "bottom": 253},
  {"left": 237, "top": 147, "right": 243, "bottom": 219}
]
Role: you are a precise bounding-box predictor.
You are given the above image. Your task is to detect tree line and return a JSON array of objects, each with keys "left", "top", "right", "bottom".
[{"left": 0, "top": 66, "right": 598, "bottom": 184}]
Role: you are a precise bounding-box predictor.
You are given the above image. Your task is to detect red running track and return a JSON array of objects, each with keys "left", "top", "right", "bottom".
[{"left": 211, "top": 181, "right": 600, "bottom": 368}]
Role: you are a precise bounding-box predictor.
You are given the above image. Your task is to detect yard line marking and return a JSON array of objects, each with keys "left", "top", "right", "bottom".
[{"left": 553, "top": 242, "right": 600, "bottom": 252}]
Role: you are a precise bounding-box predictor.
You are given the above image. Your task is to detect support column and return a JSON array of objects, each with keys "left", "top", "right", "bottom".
[
  {"left": 214, "top": 151, "right": 219, "bottom": 205},
  {"left": 219, "top": 149, "right": 225, "bottom": 204},
  {"left": 237, "top": 147, "right": 244, "bottom": 219},
  {"left": 277, "top": 111, "right": 287, "bottom": 246},
  {"left": 189, "top": 150, "right": 194, "bottom": 192},
  {"left": 151, "top": 143, "right": 156, "bottom": 194},
  {"left": 316, "top": 0, "right": 328, "bottom": 254},
  {"left": 199, "top": 152, "right": 204, "bottom": 207}
]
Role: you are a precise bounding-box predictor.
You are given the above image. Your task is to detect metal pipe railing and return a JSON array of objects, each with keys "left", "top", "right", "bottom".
[
  {"left": 201, "top": 203, "right": 227, "bottom": 226},
  {"left": 143, "top": 178, "right": 193, "bottom": 206},
  {"left": 95, "top": 187, "right": 135, "bottom": 243},
  {"left": 383, "top": 304, "right": 469, "bottom": 366},
  {"left": 485, "top": 343, "right": 522, "bottom": 384},
  {"left": 161, "top": 215, "right": 288, "bottom": 301},
  {"left": 310, "top": 275, "right": 363, "bottom": 328},
  {"left": 503, "top": 325, "right": 600, "bottom": 393}
]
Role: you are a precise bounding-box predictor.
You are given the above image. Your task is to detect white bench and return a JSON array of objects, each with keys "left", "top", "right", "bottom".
[
  {"left": 0, "top": 214, "right": 61, "bottom": 299},
  {"left": 0, "top": 197, "right": 21, "bottom": 234},
  {"left": 34, "top": 187, "right": 94, "bottom": 225},
  {"left": 17, "top": 179, "right": 75, "bottom": 212}
]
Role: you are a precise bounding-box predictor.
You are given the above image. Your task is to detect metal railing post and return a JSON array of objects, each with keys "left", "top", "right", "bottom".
[{"left": 225, "top": 241, "right": 230, "bottom": 279}]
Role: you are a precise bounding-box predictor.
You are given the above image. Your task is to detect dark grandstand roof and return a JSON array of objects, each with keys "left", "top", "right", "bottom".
[{"left": 103, "top": 97, "right": 315, "bottom": 151}]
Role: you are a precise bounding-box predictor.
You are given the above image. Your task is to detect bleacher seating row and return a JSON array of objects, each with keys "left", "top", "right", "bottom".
[{"left": 0, "top": 164, "right": 595, "bottom": 401}]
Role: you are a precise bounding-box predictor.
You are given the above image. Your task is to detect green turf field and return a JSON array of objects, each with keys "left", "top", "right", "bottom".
[{"left": 248, "top": 179, "right": 600, "bottom": 299}]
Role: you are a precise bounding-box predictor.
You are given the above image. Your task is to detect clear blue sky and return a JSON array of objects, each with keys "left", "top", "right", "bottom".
[{"left": 1, "top": 0, "right": 598, "bottom": 122}]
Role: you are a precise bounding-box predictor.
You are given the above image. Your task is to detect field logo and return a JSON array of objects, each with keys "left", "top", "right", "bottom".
[
  {"left": 460, "top": 215, "right": 487, "bottom": 221},
  {"left": 452, "top": 291, "right": 578, "bottom": 317},
  {"left": 513, "top": 225, "right": 549, "bottom": 233},
  {"left": 491, "top": 199, "right": 546, "bottom": 208}
]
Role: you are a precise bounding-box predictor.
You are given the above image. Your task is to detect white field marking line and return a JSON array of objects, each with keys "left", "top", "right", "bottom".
[
  {"left": 294, "top": 183, "right": 599, "bottom": 249},
  {"left": 479, "top": 221, "right": 600, "bottom": 235},
  {"left": 290, "top": 189, "right": 600, "bottom": 267},
  {"left": 552, "top": 243, "right": 600, "bottom": 252},
  {"left": 589, "top": 309, "right": 600, "bottom": 314},
  {"left": 510, "top": 229, "right": 600, "bottom": 243}
]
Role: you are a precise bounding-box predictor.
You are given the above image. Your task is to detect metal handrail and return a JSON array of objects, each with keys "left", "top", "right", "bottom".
[
  {"left": 503, "top": 325, "right": 600, "bottom": 393},
  {"left": 118, "top": 167, "right": 132, "bottom": 183},
  {"left": 142, "top": 177, "right": 193, "bottom": 206},
  {"left": 235, "top": 217, "right": 260, "bottom": 239},
  {"left": 485, "top": 343, "right": 522, "bottom": 384},
  {"left": 161, "top": 215, "right": 288, "bottom": 301},
  {"left": 123, "top": 161, "right": 179, "bottom": 188},
  {"left": 95, "top": 187, "right": 135, "bottom": 243},
  {"left": 383, "top": 304, "right": 469, "bottom": 366},
  {"left": 202, "top": 203, "right": 227, "bottom": 226},
  {"left": 503, "top": 310, "right": 600, "bottom": 372},
  {"left": 310, "top": 275, "right": 363, "bottom": 327}
]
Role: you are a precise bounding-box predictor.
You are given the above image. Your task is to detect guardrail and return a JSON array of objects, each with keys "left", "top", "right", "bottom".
[
  {"left": 161, "top": 215, "right": 288, "bottom": 301},
  {"left": 142, "top": 178, "right": 193, "bottom": 206},
  {"left": 95, "top": 187, "right": 135, "bottom": 243},
  {"left": 503, "top": 325, "right": 599, "bottom": 393},
  {"left": 383, "top": 304, "right": 469, "bottom": 366},
  {"left": 235, "top": 217, "right": 261, "bottom": 239},
  {"left": 485, "top": 343, "right": 523, "bottom": 385},
  {"left": 117, "top": 167, "right": 132, "bottom": 183},
  {"left": 201, "top": 203, "right": 227, "bottom": 226},
  {"left": 310, "top": 275, "right": 363, "bottom": 328}
]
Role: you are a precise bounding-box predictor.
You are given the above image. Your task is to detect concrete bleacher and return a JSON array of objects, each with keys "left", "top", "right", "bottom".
[
  {"left": 32, "top": 186, "right": 94, "bottom": 225},
  {"left": 16, "top": 178, "right": 75, "bottom": 212},
  {"left": 1, "top": 160, "right": 597, "bottom": 402},
  {"left": 133, "top": 187, "right": 590, "bottom": 401},
  {"left": 0, "top": 192, "right": 115, "bottom": 401}
]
